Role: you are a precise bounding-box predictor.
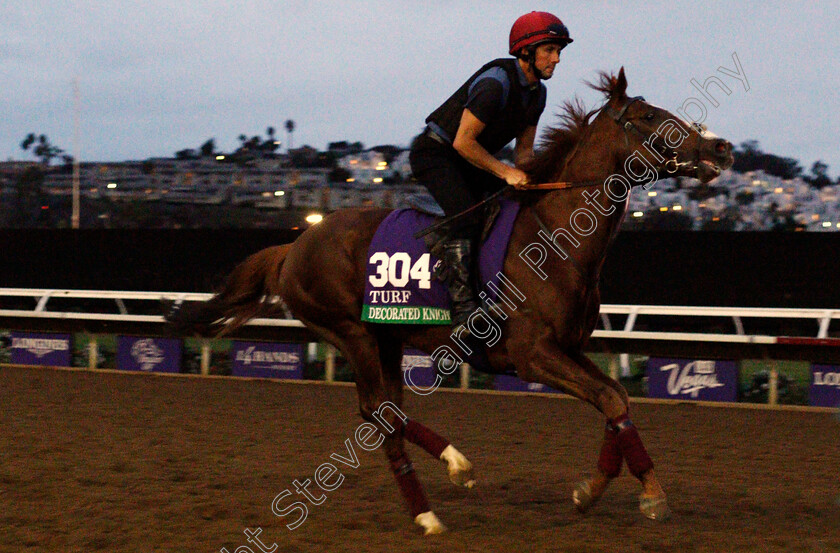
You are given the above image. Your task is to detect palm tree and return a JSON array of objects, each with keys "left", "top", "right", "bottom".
[
  {"left": 21, "top": 133, "right": 64, "bottom": 166},
  {"left": 285, "top": 120, "right": 296, "bottom": 152}
]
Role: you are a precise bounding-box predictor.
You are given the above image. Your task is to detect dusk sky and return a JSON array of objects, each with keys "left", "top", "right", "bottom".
[{"left": 3, "top": 2, "right": 839, "bottom": 177}]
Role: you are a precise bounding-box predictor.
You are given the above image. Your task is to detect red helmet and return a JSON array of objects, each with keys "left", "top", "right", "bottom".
[{"left": 509, "top": 11, "right": 573, "bottom": 56}]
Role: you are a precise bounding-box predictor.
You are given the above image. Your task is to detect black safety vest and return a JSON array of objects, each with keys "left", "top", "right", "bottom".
[{"left": 425, "top": 58, "right": 543, "bottom": 155}]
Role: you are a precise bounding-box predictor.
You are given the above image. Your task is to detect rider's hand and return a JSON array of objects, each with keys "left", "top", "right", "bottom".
[{"left": 504, "top": 168, "right": 530, "bottom": 190}]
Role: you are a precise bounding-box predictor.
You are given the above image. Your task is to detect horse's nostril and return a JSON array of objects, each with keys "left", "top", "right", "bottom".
[{"left": 715, "top": 140, "right": 730, "bottom": 154}]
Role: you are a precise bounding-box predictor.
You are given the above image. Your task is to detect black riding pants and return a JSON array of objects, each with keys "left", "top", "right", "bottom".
[{"left": 409, "top": 132, "right": 506, "bottom": 239}]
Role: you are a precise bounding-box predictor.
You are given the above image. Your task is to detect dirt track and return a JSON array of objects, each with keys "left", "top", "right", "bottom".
[{"left": 1, "top": 365, "right": 838, "bottom": 553}]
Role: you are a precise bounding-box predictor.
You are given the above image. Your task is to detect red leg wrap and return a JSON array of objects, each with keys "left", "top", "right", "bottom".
[
  {"left": 596, "top": 425, "right": 623, "bottom": 478},
  {"left": 389, "top": 454, "right": 430, "bottom": 517},
  {"left": 403, "top": 419, "right": 450, "bottom": 459},
  {"left": 612, "top": 419, "right": 654, "bottom": 479}
]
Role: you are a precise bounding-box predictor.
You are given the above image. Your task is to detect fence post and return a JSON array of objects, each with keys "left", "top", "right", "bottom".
[
  {"left": 325, "top": 344, "right": 336, "bottom": 382},
  {"left": 200, "top": 339, "right": 211, "bottom": 375},
  {"left": 608, "top": 355, "right": 620, "bottom": 381},
  {"left": 768, "top": 362, "right": 779, "bottom": 406},
  {"left": 87, "top": 336, "right": 98, "bottom": 370},
  {"left": 460, "top": 363, "right": 470, "bottom": 390}
]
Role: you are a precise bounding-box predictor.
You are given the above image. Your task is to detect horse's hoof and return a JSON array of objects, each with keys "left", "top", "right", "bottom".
[
  {"left": 573, "top": 481, "right": 596, "bottom": 513},
  {"left": 639, "top": 495, "right": 671, "bottom": 521},
  {"left": 440, "top": 445, "right": 476, "bottom": 488},
  {"left": 415, "top": 511, "right": 447, "bottom": 535}
]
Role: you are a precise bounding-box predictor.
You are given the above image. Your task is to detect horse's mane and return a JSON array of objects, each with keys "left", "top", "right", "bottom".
[{"left": 522, "top": 71, "right": 621, "bottom": 185}]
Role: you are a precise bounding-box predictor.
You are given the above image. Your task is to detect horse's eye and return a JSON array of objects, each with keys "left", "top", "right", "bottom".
[{"left": 644, "top": 112, "right": 655, "bottom": 121}]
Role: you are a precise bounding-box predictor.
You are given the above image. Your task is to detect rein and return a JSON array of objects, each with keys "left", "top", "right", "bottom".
[{"left": 520, "top": 180, "right": 601, "bottom": 191}]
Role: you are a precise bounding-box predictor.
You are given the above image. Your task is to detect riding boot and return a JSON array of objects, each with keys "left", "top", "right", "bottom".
[{"left": 440, "top": 238, "right": 479, "bottom": 330}]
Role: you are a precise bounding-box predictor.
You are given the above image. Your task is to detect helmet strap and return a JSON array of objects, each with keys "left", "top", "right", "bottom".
[{"left": 522, "top": 47, "right": 549, "bottom": 82}]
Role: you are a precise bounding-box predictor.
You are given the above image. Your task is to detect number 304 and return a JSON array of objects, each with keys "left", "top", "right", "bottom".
[{"left": 368, "top": 252, "right": 431, "bottom": 289}]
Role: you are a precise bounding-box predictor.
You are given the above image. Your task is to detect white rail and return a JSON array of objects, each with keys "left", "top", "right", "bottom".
[
  {"left": 2, "top": 288, "right": 839, "bottom": 334},
  {"left": 0, "top": 289, "right": 305, "bottom": 327},
  {"left": 2, "top": 288, "right": 840, "bottom": 407}
]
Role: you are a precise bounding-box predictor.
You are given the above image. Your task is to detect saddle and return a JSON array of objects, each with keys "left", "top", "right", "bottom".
[{"left": 407, "top": 193, "right": 503, "bottom": 263}]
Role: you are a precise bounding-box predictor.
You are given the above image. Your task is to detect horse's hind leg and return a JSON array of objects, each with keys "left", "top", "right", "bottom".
[
  {"left": 378, "top": 338, "right": 476, "bottom": 489},
  {"left": 339, "top": 327, "right": 445, "bottom": 535},
  {"left": 516, "top": 331, "right": 669, "bottom": 520}
]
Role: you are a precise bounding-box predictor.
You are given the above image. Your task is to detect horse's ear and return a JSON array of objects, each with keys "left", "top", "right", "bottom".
[{"left": 615, "top": 67, "right": 628, "bottom": 100}]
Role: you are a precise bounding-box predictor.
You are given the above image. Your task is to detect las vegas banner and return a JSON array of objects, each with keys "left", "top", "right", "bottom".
[{"left": 647, "top": 358, "right": 739, "bottom": 402}]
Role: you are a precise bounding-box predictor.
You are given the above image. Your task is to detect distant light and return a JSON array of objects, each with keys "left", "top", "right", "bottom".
[
  {"left": 373, "top": 177, "right": 383, "bottom": 183},
  {"left": 648, "top": 191, "right": 657, "bottom": 197},
  {"left": 836, "top": 223, "right": 840, "bottom": 229},
  {"left": 350, "top": 160, "right": 358, "bottom": 165},
  {"left": 377, "top": 161, "right": 387, "bottom": 166},
  {"left": 659, "top": 207, "right": 668, "bottom": 212},
  {"left": 41, "top": 205, "right": 49, "bottom": 210},
  {"left": 216, "top": 155, "right": 225, "bottom": 160},
  {"left": 812, "top": 214, "right": 820, "bottom": 221},
  {"left": 375, "top": 166, "right": 386, "bottom": 170},
  {"left": 305, "top": 213, "right": 323, "bottom": 224},
  {"left": 346, "top": 178, "right": 355, "bottom": 183},
  {"left": 673, "top": 205, "right": 682, "bottom": 211},
  {"left": 261, "top": 192, "right": 272, "bottom": 197},
  {"left": 698, "top": 203, "right": 707, "bottom": 208},
  {"left": 107, "top": 183, "right": 117, "bottom": 189},
  {"left": 823, "top": 222, "right": 832, "bottom": 228},
  {"left": 633, "top": 211, "right": 644, "bottom": 218},
  {"left": 774, "top": 187, "right": 783, "bottom": 194},
  {"left": 274, "top": 141, "right": 281, "bottom": 145},
  {"left": 274, "top": 190, "right": 285, "bottom": 196}
]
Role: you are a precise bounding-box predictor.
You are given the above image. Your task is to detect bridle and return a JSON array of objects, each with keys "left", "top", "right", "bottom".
[{"left": 604, "top": 95, "right": 703, "bottom": 176}]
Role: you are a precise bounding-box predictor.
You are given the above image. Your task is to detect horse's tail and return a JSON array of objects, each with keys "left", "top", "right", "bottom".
[{"left": 165, "top": 244, "right": 291, "bottom": 337}]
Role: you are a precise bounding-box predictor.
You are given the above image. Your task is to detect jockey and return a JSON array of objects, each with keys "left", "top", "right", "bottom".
[{"left": 409, "top": 11, "right": 573, "bottom": 331}]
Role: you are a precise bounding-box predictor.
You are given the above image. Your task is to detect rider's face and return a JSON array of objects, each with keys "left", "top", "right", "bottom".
[{"left": 534, "top": 43, "right": 563, "bottom": 79}]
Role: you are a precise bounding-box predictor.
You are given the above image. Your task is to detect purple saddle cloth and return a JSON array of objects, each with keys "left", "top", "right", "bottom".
[{"left": 361, "top": 198, "right": 520, "bottom": 325}]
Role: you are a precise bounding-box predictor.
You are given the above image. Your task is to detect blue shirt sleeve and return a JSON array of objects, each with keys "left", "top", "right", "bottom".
[{"left": 464, "top": 67, "right": 510, "bottom": 125}]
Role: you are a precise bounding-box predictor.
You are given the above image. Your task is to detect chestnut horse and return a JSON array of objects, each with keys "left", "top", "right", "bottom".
[{"left": 168, "top": 69, "right": 734, "bottom": 534}]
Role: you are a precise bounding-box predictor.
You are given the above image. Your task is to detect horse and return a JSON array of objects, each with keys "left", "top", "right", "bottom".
[{"left": 168, "top": 68, "right": 734, "bottom": 534}]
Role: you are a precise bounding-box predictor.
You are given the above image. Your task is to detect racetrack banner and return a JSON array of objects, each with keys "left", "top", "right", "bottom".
[
  {"left": 810, "top": 364, "right": 840, "bottom": 407},
  {"left": 231, "top": 341, "right": 303, "bottom": 379},
  {"left": 9, "top": 332, "right": 72, "bottom": 367},
  {"left": 401, "top": 348, "right": 437, "bottom": 388},
  {"left": 647, "top": 358, "right": 739, "bottom": 402},
  {"left": 493, "top": 375, "right": 561, "bottom": 394},
  {"left": 117, "top": 336, "right": 182, "bottom": 373}
]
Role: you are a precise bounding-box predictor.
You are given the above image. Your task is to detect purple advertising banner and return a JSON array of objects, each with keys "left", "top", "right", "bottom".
[
  {"left": 401, "top": 348, "right": 437, "bottom": 388},
  {"left": 231, "top": 342, "right": 303, "bottom": 379},
  {"left": 647, "top": 358, "right": 739, "bottom": 402},
  {"left": 117, "top": 337, "right": 182, "bottom": 373},
  {"left": 493, "top": 375, "right": 560, "bottom": 394},
  {"left": 10, "top": 332, "right": 72, "bottom": 367},
  {"left": 810, "top": 365, "right": 840, "bottom": 407}
]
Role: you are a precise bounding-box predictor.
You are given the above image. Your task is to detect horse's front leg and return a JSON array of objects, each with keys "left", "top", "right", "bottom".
[{"left": 515, "top": 332, "right": 670, "bottom": 520}]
